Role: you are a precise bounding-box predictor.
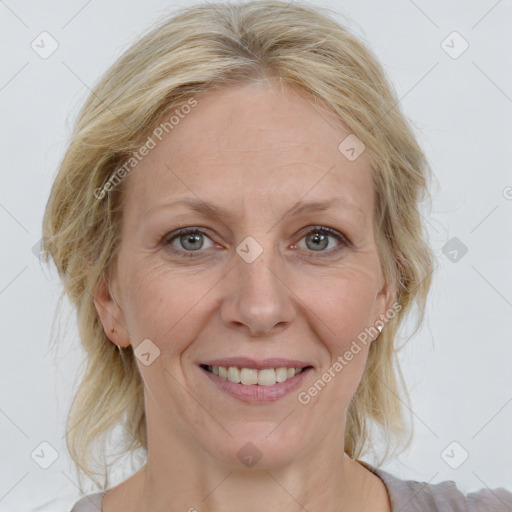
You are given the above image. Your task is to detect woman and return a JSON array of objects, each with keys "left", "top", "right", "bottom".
[{"left": 41, "top": 1, "right": 512, "bottom": 510}]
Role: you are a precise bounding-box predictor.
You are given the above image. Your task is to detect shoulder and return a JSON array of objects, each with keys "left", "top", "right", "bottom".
[
  {"left": 360, "top": 461, "right": 512, "bottom": 511},
  {"left": 69, "top": 491, "right": 106, "bottom": 512},
  {"left": 465, "top": 487, "right": 512, "bottom": 512}
]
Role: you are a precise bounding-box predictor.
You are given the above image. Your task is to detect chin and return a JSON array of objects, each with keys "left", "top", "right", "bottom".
[{"left": 204, "top": 426, "right": 305, "bottom": 470}]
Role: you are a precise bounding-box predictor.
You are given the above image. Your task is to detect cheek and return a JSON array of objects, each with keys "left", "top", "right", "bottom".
[
  {"left": 119, "top": 259, "right": 214, "bottom": 350},
  {"left": 118, "top": 247, "right": 380, "bottom": 359},
  {"left": 303, "top": 263, "right": 379, "bottom": 346},
  {"left": 297, "top": 263, "right": 378, "bottom": 402}
]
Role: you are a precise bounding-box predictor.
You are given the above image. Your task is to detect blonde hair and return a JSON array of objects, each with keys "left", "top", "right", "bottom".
[{"left": 42, "top": 0, "right": 436, "bottom": 491}]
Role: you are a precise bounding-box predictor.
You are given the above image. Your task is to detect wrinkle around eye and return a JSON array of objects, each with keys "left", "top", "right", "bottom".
[{"left": 157, "top": 225, "right": 361, "bottom": 263}]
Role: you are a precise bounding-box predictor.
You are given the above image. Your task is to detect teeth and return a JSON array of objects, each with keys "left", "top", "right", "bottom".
[
  {"left": 258, "top": 368, "right": 275, "bottom": 386},
  {"left": 227, "top": 366, "right": 240, "bottom": 383},
  {"left": 208, "top": 365, "right": 305, "bottom": 385},
  {"left": 240, "top": 368, "right": 258, "bottom": 385},
  {"left": 275, "top": 367, "right": 288, "bottom": 382}
]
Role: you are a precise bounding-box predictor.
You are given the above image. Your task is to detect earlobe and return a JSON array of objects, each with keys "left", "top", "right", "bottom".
[
  {"left": 379, "top": 274, "right": 398, "bottom": 314},
  {"left": 93, "top": 275, "right": 131, "bottom": 347},
  {"left": 372, "top": 279, "right": 397, "bottom": 341}
]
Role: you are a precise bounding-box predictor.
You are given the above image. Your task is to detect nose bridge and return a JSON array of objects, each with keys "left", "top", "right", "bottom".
[{"left": 222, "top": 233, "right": 295, "bottom": 335}]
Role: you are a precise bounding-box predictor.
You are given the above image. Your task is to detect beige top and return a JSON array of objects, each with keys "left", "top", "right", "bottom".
[{"left": 69, "top": 462, "right": 512, "bottom": 511}]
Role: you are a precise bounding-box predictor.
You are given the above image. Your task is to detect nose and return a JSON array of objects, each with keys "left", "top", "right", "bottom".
[{"left": 220, "top": 245, "right": 296, "bottom": 337}]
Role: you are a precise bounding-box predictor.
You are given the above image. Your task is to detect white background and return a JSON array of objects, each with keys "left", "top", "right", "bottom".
[{"left": 1, "top": 0, "right": 511, "bottom": 510}]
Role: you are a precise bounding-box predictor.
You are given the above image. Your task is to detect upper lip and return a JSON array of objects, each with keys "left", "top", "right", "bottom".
[{"left": 200, "top": 357, "right": 312, "bottom": 370}]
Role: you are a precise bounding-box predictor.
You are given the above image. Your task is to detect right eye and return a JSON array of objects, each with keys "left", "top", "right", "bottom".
[{"left": 162, "top": 227, "right": 216, "bottom": 257}]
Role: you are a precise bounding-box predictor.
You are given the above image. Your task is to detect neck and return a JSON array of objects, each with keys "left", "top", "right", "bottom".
[
  {"left": 137, "top": 455, "right": 364, "bottom": 512},
  {"left": 129, "top": 427, "right": 372, "bottom": 511},
  {"left": 111, "top": 395, "right": 386, "bottom": 512}
]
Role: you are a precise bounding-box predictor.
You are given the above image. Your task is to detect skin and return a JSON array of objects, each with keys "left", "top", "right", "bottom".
[{"left": 94, "top": 78, "right": 395, "bottom": 512}]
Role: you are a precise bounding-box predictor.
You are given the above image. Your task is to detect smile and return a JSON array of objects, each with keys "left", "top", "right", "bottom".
[
  {"left": 199, "top": 362, "right": 314, "bottom": 403},
  {"left": 202, "top": 365, "right": 309, "bottom": 385}
]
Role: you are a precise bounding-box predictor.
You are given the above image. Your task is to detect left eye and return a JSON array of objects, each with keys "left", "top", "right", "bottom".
[
  {"left": 295, "top": 226, "right": 348, "bottom": 253},
  {"left": 163, "top": 226, "right": 348, "bottom": 257}
]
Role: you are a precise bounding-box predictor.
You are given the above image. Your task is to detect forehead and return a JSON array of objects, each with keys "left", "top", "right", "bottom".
[{"left": 122, "top": 80, "right": 374, "bottom": 225}]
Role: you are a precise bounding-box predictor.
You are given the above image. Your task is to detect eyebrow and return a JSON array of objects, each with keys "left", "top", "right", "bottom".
[{"left": 144, "top": 196, "right": 365, "bottom": 224}]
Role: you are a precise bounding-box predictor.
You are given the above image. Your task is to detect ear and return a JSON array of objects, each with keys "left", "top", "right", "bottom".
[
  {"left": 372, "top": 276, "right": 398, "bottom": 336},
  {"left": 93, "top": 273, "right": 131, "bottom": 348}
]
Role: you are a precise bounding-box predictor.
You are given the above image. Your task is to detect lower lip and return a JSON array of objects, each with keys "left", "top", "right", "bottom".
[{"left": 200, "top": 366, "right": 313, "bottom": 403}]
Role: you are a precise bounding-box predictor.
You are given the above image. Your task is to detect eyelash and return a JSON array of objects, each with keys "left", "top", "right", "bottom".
[{"left": 162, "top": 226, "right": 350, "bottom": 258}]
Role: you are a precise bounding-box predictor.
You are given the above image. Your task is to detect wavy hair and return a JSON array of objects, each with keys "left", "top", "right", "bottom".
[{"left": 42, "top": 0, "right": 437, "bottom": 491}]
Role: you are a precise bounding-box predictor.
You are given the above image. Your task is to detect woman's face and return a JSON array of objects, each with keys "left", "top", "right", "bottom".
[{"left": 96, "top": 80, "right": 395, "bottom": 468}]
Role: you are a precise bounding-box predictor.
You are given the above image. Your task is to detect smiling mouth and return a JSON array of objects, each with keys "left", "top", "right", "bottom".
[{"left": 200, "top": 364, "right": 313, "bottom": 386}]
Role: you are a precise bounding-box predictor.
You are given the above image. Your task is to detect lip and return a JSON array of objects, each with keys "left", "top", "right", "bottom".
[
  {"left": 199, "top": 357, "right": 312, "bottom": 370},
  {"left": 199, "top": 364, "right": 314, "bottom": 403}
]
